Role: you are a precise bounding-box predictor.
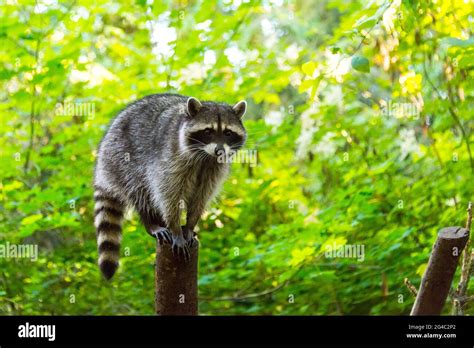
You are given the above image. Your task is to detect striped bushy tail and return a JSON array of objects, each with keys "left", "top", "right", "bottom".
[{"left": 94, "top": 188, "right": 125, "bottom": 280}]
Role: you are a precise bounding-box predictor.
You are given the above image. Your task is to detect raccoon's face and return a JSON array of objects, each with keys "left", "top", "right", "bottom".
[{"left": 181, "top": 97, "right": 247, "bottom": 160}]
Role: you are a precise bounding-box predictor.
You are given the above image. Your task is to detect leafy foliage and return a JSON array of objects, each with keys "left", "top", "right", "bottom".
[{"left": 0, "top": 0, "right": 473, "bottom": 315}]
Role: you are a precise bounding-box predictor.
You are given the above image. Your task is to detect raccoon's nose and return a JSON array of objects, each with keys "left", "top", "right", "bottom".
[{"left": 215, "top": 144, "right": 225, "bottom": 156}]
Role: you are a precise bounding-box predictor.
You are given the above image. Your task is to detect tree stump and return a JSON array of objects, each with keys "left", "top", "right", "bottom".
[{"left": 410, "top": 227, "right": 469, "bottom": 315}]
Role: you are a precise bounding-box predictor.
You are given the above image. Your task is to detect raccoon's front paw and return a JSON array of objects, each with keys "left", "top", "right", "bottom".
[
  {"left": 152, "top": 227, "right": 172, "bottom": 245},
  {"left": 187, "top": 234, "right": 199, "bottom": 249},
  {"left": 181, "top": 226, "right": 199, "bottom": 248},
  {"left": 171, "top": 234, "right": 190, "bottom": 262},
  {"left": 182, "top": 226, "right": 199, "bottom": 248}
]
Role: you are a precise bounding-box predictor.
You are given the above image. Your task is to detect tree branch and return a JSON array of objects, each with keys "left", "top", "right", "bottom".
[
  {"left": 404, "top": 278, "right": 418, "bottom": 297},
  {"left": 200, "top": 263, "right": 305, "bottom": 302}
]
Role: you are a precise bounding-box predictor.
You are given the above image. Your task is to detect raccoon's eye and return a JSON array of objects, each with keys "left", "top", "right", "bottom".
[
  {"left": 224, "top": 130, "right": 232, "bottom": 137},
  {"left": 204, "top": 128, "right": 213, "bottom": 135}
]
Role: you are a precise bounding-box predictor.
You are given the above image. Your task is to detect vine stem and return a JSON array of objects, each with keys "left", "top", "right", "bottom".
[
  {"left": 422, "top": 48, "right": 474, "bottom": 174},
  {"left": 454, "top": 202, "right": 473, "bottom": 315},
  {"left": 23, "top": 38, "right": 41, "bottom": 173},
  {"left": 23, "top": 1, "right": 77, "bottom": 173}
]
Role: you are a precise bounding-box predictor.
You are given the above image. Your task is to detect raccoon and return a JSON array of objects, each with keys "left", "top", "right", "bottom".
[{"left": 93, "top": 93, "right": 247, "bottom": 279}]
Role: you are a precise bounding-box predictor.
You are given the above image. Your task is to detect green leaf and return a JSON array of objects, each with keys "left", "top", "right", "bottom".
[
  {"left": 355, "top": 17, "right": 377, "bottom": 30},
  {"left": 351, "top": 55, "right": 370, "bottom": 73},
  {"left": 301, "top": 61, "right": 317, "bottom": 76},
  {"left": 21, "top": 214, "right": 43, "bottom": 226}
]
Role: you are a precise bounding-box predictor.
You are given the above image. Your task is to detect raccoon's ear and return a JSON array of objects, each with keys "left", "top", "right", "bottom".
[
  {"left": 186, "top": 97, "right": 202, "bottom": 117},
  {"left": 232, "top": 100, "right": 247, "bottom": 119}
]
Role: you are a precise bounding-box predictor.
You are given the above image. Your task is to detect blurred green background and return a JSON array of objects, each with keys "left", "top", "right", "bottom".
[{"left": 0, "top": 0, "right": 473, "bottom": 315}]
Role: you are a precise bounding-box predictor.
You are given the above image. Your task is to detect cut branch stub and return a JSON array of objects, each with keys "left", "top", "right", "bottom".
[{"left": 411, "top": 227, "right": 469, "bottom": 316}]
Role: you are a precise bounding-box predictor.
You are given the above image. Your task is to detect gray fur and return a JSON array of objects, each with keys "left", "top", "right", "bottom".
[{"left": 93, "top": 93, "right": 247, "bottom": 278}]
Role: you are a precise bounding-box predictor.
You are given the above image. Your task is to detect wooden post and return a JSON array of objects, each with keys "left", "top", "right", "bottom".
[
  {"left": 410, "top": 227, "right": 469, "bottom": 315},
  {"left": 155, "top": 240, "right": 198, "bottom": 315}
]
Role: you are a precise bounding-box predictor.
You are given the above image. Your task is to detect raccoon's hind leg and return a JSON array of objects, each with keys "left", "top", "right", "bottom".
[{"left": 94, "top": 188, "right": 125, "bottom": 280}]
